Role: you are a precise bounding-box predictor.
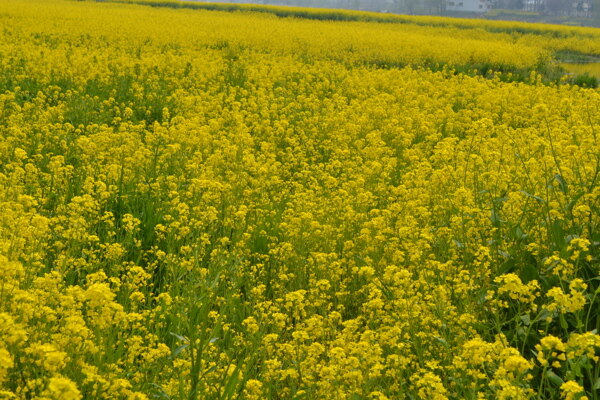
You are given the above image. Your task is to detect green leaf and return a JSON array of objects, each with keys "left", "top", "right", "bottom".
[
  {"left": 491, "top": 208, "right": 501, "bottom": 227},
  {"left": 221, "top": 367, "right": 241, "bottom": 400},
  {"left": 553, "top": 174, "right": 568, "bottom": 194},
  {"left": 550, "top": 219, "right": 566, "bottom": 251},
  {"left": 519, "top": 190, "right": 545, "bottom": 203},
  {"left": 169, "top": 332, "right": 189, "bottom": 343},
  {"left": 500, "top": 258, "right": 516, "bottom": 275},
  {"left": 172, "top": 343, "right": 189, "bottom": 358},
  {"left": 559, "top": 313, "right": 568, "bottom": 330},
  {"left": 514, "top": 225, "right": 527, "bottom": 241},
  {"left": 519, "top": 262, "right": 539, "bottom": 283},
  {"left": 546, "top": 370, "right": 564, "bottom": 386},
  {"left": 565, "top": 191, "right": 585, "bottom": 213},
  {"left": 538, "top": 309, "right": 553, "bottom": 321}
]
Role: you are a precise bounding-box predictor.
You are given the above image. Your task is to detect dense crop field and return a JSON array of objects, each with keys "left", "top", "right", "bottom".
[{"left": 0, "top": 0, "right": 599, "bottom": 399}]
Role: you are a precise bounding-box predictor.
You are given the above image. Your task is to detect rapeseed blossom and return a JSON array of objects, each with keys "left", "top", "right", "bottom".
[{"left": 0, "top": 0, "right": 598, "bottom": 398}]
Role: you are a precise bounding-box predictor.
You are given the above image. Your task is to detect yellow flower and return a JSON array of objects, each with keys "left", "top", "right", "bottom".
[
  {"left": 45, "top": 376, "right": 82, "bottom": 400},
  {"left": 494, "top": 273, "right": 539, "bottom": 304},
  {"left": 0, "top": 0, "right": 599, "bottom": 398},
  {"left": 0, "top": 348, "right": 13, "bottom": 383},
  {"left": 243, "top": 379, "right": 263, "bottom": 400},
  {"left": 535, "top": 335, "right": 566, "bottom": 367},
  {"left": 546, "top": 281, "right": 587, "bottom": 314},
  {"left": 25, "top": 343, "right": 68, "bottom": 373},
  {"left": 412, "top": 372, "right": 448, "bottom": 400},
  {"left": 566, "top": 332, "right": 600, "bottom": 362},
  {"left": 242, "top": 316, "right": 260, "bottom": 335},
  {"left": 560, "top": 381, "right": 587, "bottom": 400}
]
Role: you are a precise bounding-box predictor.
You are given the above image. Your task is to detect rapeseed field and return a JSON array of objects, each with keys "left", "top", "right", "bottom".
[{"left": 0, "top": 0, "right": 598, "bottom": 399}]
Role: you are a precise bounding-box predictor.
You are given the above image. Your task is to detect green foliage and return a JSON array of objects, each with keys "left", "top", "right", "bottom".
[{"left": 571, "top": 72, "right": 599, "bottom": 87}]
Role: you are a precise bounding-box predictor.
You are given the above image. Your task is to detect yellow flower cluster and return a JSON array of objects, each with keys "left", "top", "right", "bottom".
[
  {"left": 494, "top": 273, "right": 539, "bottom": 306},
  {"left": 0, "top": 0, "right": 598, "bottom": 399},
  {"left": 545, "top": 280, "right": 587, "bottom": 314}
]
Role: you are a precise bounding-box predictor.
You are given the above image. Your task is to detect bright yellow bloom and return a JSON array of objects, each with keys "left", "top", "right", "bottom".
[
  {"left": 560, "top": 381, "right": 587, "bottom": 400},
  {"left": 44, "top": 376, "right": 82, "bottom": 400}
]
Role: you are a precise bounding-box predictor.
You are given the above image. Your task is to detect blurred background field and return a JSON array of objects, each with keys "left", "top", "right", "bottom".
[{"left": 98, "top": 0, "right": 600, "bottom": 27}]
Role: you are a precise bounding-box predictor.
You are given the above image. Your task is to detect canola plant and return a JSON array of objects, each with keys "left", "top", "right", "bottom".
[{"left": 0, "top": 0, "right": 599, "bottom": 399}]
